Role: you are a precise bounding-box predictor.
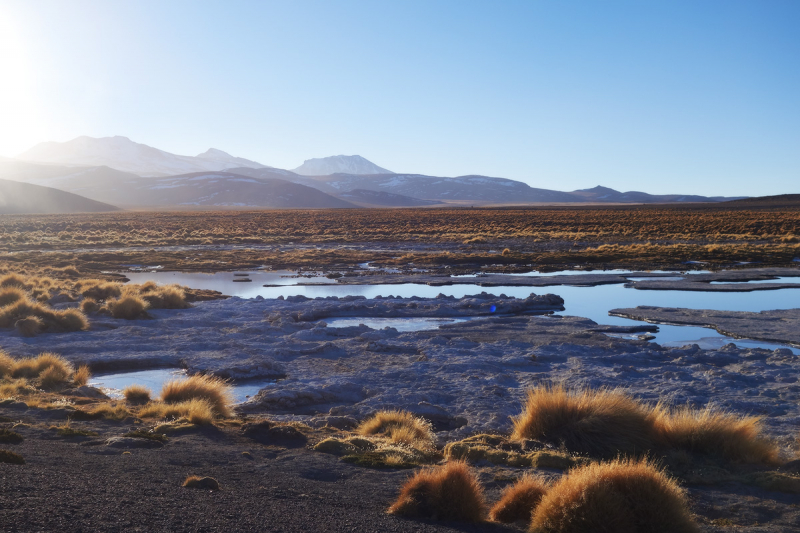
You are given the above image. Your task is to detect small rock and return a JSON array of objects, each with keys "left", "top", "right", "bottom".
[
  {"left": 105, "top": 437, "right": 164, "bottom": 449},
  {"left": 182, "top": 476, "right": 220, "bottom": 490}
]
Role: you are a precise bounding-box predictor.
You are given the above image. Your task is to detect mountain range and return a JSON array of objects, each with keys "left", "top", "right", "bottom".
[{"left": 0, "top": 135, "right": 747, "bottom": 212}]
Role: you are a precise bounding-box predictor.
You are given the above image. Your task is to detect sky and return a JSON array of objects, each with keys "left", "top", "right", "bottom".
[{"left": 0, "top": 0, "right": 798, "bottom": 196}]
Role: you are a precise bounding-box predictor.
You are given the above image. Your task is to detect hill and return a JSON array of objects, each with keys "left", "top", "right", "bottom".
[{"left": 0, "top": 179, "right": 119, "bottom": 214}]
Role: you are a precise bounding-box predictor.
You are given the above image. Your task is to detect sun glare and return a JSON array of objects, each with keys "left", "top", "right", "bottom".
[{"left": 0, "top": 12, "right": 41, "bottom": 156}]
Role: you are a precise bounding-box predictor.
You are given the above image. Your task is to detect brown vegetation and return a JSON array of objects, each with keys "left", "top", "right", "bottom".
[
  {"left": 512, "top": 385, "right": 780, "bottom": 464},
  {"left": 182, "top": 476, "right": 220, "bottom": 490},
  {"left": 357, "top": 410, "right": 434, "bottom": 449},
  {"left": 529, "top": 458, "right": 698, "bottom": 533},
  {"left": 388, "top": 461, "right": 485, "bottom": 522},
  {"left": 160, "top": 374, "right": 233, "bottom": 418},
  {"left": 511, "top": 385, "right": 654, "bottom": 458},
  {"left": 123, "top": 384, "right": 152, "bottom": 405},
  {"left": 489, "top": 475, "right": 549, "bottom": 524}
]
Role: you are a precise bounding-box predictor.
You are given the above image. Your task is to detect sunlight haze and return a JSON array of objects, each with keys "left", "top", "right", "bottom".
[{"left": 0, "top": 0, "right": 798, "bottom": 196}]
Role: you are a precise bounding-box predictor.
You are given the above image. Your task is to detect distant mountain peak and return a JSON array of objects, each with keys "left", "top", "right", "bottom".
[
  {"left": 17, "top": 136, "right": 268, "bottom": 177},
  {"left": 292, "top": 155, "right": 393, "bottom": 176},
  {"left": 196, "top": 148, "right": 232, "bottom": 159}
]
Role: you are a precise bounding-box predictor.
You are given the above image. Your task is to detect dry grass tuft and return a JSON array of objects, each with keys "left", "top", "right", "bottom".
[
  {"left": 530, "top": 458, "right": 699, "bottom": 533},
  {"left": 107, "top": 295, "right": 149, "bottom": 319},
  {"left": 489, "top": 475, "right": 549, "bottom": 524},
  {"left": 511, "top": 385, "right": 653, "bottom": 458},
  {"left": 11, "top": 353, "right": 74, "bottom": 388},
  {"left": 0, "top": 274, "right": 27, "bottom": 289},
  {"left": 138, "top": 284, "right": 190, "bottom": 309},
  {"left": 80, "top": 298, "right": 101, "bottom": 314},
  {"left": 0, "top": 449, "right": 25, "bottom": 465},
  {"left": 650, "top": 404, "right": 779, "bottom": 464},
  {"left": 0, "top": 350, "right": 16, "bottom": 378},
  {"left": 138, "top": 399, "right": 215, "bottom": 425},
  {"left": 72, "top": 365, "right": 91, "bottom": 387},
  {"left": 0, "top": 297, "right": 88, "bottom": 333},
  {"left": 357, "top": 410, "right": 434, "bottom": 449},
  {"left": 388, "top": 461, "right": 485, "bottom": 522},
  {"left": 0, "top": 287, "right": 27, "bottom": 307},
  {"left": 15, "top": 316, "right": 44, "bottom": 337},
  {"left": 78, "top": 280, "right": 122, "bottom": 301},
  {"left": 160, "top": 374, "right": 233, "bottom": 418},
  {"left": 123, "top": 384, "right": 152, "bottom": 405},
  {"left": 182, "top": 475, "right": 220, "bottom": 490}
]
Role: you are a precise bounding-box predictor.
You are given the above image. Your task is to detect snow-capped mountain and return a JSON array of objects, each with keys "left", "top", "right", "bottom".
[
  {"left": 17, "top": 136, "right": 268, "bottom": 177},
  {"left": 292, "top": 155, "right": 393, "bottom": 176}
]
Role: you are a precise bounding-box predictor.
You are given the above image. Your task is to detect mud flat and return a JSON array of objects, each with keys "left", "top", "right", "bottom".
[
  {"left": 3, "top": 293, "right": 799, "bottom": 445},
  {"left": 611, "top": 306, "right": 800, "bottom": 346}
]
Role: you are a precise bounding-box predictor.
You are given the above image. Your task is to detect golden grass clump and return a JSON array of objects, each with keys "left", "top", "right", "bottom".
[
  {"left": 160, "top": 374, "right": 233, "bottom": 418},
  {"left": 529, "top": 458, "right": 699, "bottom": 533},
  {"left": 39, "top": 364, "right": 72, "bottom": 390},
  {"left": 489, "top": 475, "right": 549, "bottom": 524},
  {"left": 0, "top": 287, "right": 27, "bottom": 307},
  {"left": 0, "top": 274, "right": 27, "bottom": 289},
  {"left": 15, "top": 317, "right": 44, "bottom": 337},
  {"left": 511, "top": 385, "right": 653, "bottom": 458},
  {"left": 123, "top": 384, "right": 152, "bottom": 405},
  {"left": 388, "top": 461, "right": 485, "bottom": 522},
  {"left": 80, "top": 298, "right": 101, "bottom": 314},
  {"left": 72, "top": 365, "right": 91, "bottom": 387},
  {"left": 0, "top": 350, "right": 14, "bottom": 378},
  {"left": 78, "top": 280, "right": 122, "bottom": 301},
  {"left": 137, "top": 284, "right": 190, "bottom": 309},
  {"left": 0, "top": 297, "right": 88, "bottom": 333},
  {"left": 11, "top": 352, "right": 74, "bottom": 381},
  {"left": 357, "top": 410, "right": 434, "bottom": 449},
  {"left": 138, "top": 398, "right": 215, "bottom": 425},
  {"left": 650, "top": 404, "right": 779, "bottom": 464},
  {"left": 107, "top": 295, "right": 149, "bottom": 319}
]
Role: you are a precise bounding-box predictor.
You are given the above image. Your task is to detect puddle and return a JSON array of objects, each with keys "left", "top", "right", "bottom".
[
  {"left": 122, "top": 270, "right": 800, "bottom": 354},
  {"left": 124, "top": 270, "right": 334, "bottom": 298},
  {"left": 323, "top": 316, "right": 481, "bottom": 332},
  {"left": 626, "top": 276, "right": 686, "bottom": 282},
  {"left": 90, "top": 368, "right": 275, "bottom": 404}
]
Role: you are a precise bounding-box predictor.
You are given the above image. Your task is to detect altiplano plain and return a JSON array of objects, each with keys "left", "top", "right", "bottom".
[{"left": 1, "top": 204, "right": 800, "bottom": 532}]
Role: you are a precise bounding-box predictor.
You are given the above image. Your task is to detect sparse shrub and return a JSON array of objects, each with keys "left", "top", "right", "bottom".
[
  {"left": 73, "top": 365, "right": 91, "bottom": 387},
  {"left": 182, "top": 475, "right": 220, "bottom": 490},
  {"left": 489, "top": 475, "right": 549, "bottom": 524},
  {"left": 123, "top": 384, "right": 152, "bottom": 405},
  {"left": 0, "top": 274, "right": 26, "bottom": 289},
  {"left": 71, "top": 403, "right": 131, "bottom": 421},
  {"left": 529, "top": 458, "right": 699, "bottom": 533},
  {"left": 39, "top": 364, "right": 72, "bottom": 390},
  {"left": 11, "top": 353, "right": 74, "bottom": 383},
  {"left": 650, "top": 404, "right": 779, "bottom": 464},
  {"left": 160, "top": 374, "right": 233, "bottom": 418},
  {"left": 388, "top": 461, "right": 485, "bottom": 522},
  {"left": 107, "top": 295, "right": 149, "bottom": 319},
  {"left": 0, "top": 428, "right": 24, "bottom": 444},
  {"left": 80, "top": 298, "right": 101, "bottom": 314},
  {"left": 139, "top": 284, "right": 190, "bottom": 309},
  {"left": 0, "top": 350, "right": 15, "bottom": 377},
  {"left": 511, "top": 385, "right": 653, "bottom": 458},
  {"left": 138, "top": 399, "right": 215, "bottom": 425},
  {"left": 79, "top": 281, "right": 122, "bottom": 301},
  {"left": 0, "top": 449, "right": 25, "bottom": 465},
  {"left": 357, "top": 410, "right": 434, "bottom": 449},
  {"left": 0, "top": 287, "right": 27, "bottom": 307},
  {"left": 15, "top": 316, "right": 44, "bottom": 337}
]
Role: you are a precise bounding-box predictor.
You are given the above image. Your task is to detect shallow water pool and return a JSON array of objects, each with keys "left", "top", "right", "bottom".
[{"left": 90, "top": 368, "right": 274, "bottom": 404}]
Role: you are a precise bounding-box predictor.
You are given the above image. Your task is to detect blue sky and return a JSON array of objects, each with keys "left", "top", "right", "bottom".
[{"left": 1, "top": 0, "right": 798, "bottom": 195}]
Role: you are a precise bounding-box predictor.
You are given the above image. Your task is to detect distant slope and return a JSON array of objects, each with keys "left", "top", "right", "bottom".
[
  {"left": 18, "top": 136, "right": 269, "bottom": 177},
  {"left": 572, "top": 185, "right": 744, "bottom": 203},
  {"left": 720, "top": 194, "right": 800, "bottom": 208},
  {"left": 293, "top": 155, "right": 393, "bottom": 176},
  {"left": 0, "top": 179, "right": 119, "bottom": 214},
  {"left": 336, "top": 189, "right": 439, "bottom": 207},
  {"left": 23, "top": 170, "right": 356, "bottom": 209}
]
